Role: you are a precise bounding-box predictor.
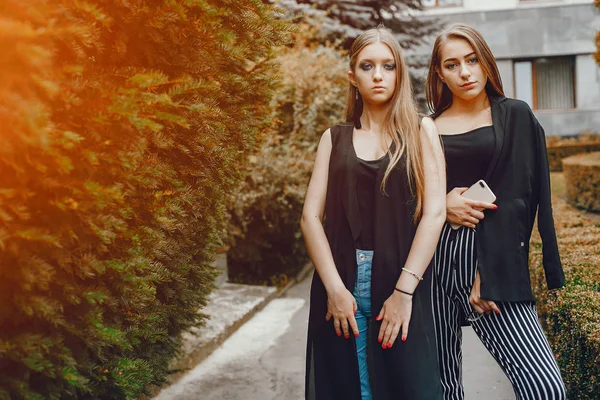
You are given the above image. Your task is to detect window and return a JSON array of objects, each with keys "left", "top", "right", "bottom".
[
  {"left": 514, "top": 57, "right": 575, "bottom": 110},
  {"left": 421, "top": 0, "right": 463, "bottom": 7}
]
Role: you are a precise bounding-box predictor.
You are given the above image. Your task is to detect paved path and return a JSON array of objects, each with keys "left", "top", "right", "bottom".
[{"left": 155, "top": 274, "right": 513, "bottom": 400}]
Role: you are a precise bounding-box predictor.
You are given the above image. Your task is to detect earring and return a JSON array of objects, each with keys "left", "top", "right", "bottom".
[{"left": 355, "top": 87, "right": 358, "bottom": 100}]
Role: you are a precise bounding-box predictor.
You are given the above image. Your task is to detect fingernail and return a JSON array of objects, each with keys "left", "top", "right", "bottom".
[
  {"left": 382, "top": 344, "right": 386, "bottom": 349},
  {"left": 355, "top": 333, "right": 359, "bottom": 338},
  {"left": 402, "top": 337, "right": 406, "bottom": 342},
  {"left": 378, "top": 338, "right": 382, "bottom": 343},
  {"left": 493, "top": 205, "right": 498, "bottom": 210},
  {"left": 495, "top": 310, "right": 500, "bottom": 314},
  {"left": 337, "top": 332, "right": 341, "bottom": 337},
  {"left": 345, "top": 335, "right": 349, "bottom": 339},
  {"left": 388, "top": 343, "right": 393, "bottom": 348},
  {"left": 375, "top": 316, "right": 380, "bottom": 321}
]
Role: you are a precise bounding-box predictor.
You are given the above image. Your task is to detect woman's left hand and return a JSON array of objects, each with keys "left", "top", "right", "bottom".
[
  {"left": 470, "top": 270, "right": 500, "bottom": 315},
  {"left": 376, "top": 290, "right": 412, "bottom": 349}
]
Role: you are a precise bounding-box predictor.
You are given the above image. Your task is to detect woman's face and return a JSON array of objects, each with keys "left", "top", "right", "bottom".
[
  {"left": 437, "top": 38, "right": 488, "bottom": 101},
  {"left": 350, "top": 41, "right": 397, "bottom": 106}
]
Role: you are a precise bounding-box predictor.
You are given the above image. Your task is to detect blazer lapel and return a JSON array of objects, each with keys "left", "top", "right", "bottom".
[{"left": 484, "top": 96, "right": 507, "bottom": 183}]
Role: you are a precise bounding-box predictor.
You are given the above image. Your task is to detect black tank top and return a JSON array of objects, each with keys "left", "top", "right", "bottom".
[
  {"left": 356, "top": 155, "right": 387, "bottom": 250},
  {"left": 440, "top": 125, "right": 495, "bottom": 192}
]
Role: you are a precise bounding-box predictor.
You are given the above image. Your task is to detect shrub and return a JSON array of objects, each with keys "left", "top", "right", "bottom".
[
  {"left": 530, "top": 192, "right": 600, "bottom": 399},
  {"left": 546, "top": 139, "right": 600, "bottom": 172},
  {"left": 562, "top": 152, "right": 600, "bottom": 212},
  {"left": 227, "top": 27, "right": 348, "bottom": 285},
  {"left": 0, "top": 1, "right": 288, "bottom": 399}
]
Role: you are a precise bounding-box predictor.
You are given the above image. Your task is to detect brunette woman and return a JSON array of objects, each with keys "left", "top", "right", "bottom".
[
  {"left": 425, "top": 23, "right": 566, "bottom": 400},
  {"left": 301, "top": 26, "right": 446, "bottom": 399}
]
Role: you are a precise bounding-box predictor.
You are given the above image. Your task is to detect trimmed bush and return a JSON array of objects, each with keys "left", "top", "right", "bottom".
[
  {"left": 546, "top": 141, "right": 600, "bottom": 172},
  {"left": 562, "top": 152, "right": 600, "bottom": 212},
  {"left": 227, "top": 27, "right": 348, "bottom": 285},
  {"left": 530, "top": 190, "right": 600, "bottom": 399},
  {"left": 0, "top": 1, "right": 288, "bottom": 399}
]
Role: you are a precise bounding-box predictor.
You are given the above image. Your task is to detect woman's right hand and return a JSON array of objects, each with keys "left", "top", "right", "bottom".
[
  {"left": 325, "top": 286, "right": 359, "bottom": 339},
  {"left": 446, "top": 187, "right": 497, "bottom": 229}
]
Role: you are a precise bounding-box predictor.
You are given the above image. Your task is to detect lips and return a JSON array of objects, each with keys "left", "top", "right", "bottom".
[
  {"left": 372, "top": 86, "right": 385, "bottom": 90},
  {"left": 461, "top": 82, "right": 476, "bottom": 88}
]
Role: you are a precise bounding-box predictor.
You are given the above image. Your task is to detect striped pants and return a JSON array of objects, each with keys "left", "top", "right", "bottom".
[{"left": 431, "top": 223, "right": 566, "bottom": 400}]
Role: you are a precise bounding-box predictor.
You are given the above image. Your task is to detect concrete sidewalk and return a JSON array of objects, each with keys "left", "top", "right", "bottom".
[{"left": 156, "top": 258, "right": 512, "bottom": 399}]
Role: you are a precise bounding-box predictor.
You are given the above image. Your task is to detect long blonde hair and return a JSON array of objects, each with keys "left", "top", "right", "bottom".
[
  {"left": 346, "top": 26, "right": 424, "bottom": 222},
  {"left": 426, "top": 23, "right": 504, "bottom": 114}
]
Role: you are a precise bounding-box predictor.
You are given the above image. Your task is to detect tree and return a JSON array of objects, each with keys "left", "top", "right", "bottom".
[
  {"left": 0, "top": 1, "right": 289, "bottom": 398},
  {"left": 273, "top": 0, "right": 438, "bottom": 51},
  {"left": 227, "top": 25, "right": 348, "bottom": 285}
]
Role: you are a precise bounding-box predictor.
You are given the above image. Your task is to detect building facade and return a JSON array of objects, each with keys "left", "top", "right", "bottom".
[{"left": 414, "top": 0, "right": 600, "bottom": 136}]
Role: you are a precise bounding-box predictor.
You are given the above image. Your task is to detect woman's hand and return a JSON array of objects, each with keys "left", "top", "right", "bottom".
[
  {"left": 469, "top": 270, "right": 500, "bottom": 315},
  {"left": 325, "top": 286, "right": 358, "bottom": 339},
  {"left": 376, "top": 290, "right": 412, "bottom": 349},
  {"left": 446, "top": 187, "right": 497, "bottom": 229}
]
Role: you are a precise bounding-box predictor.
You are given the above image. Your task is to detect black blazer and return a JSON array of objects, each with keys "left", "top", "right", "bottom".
[{"left": 435, "top": 96, "right": 565, "bottom": 302}]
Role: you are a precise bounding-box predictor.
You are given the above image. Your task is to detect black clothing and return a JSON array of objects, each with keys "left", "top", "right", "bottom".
[
  {"left": 432, "top": 97, "right": 565, "bottom": 302},
  {"left": 356, "top": 155, "right": 386, "bottom": 250},
  {"left": 440, "top": 125, "right": 495, "bottom": 192},
  {"left": 305, "top": 124, "right": 443, "bottom": 400}
]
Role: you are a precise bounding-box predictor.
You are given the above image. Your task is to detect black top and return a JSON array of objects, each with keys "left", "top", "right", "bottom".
[
  {"left": 356, "top": 155, "right": 386, "bottom": 250},
  {"left": 431, "top": 97, "right": 564, "bottom": 302},
  {"left": 440, "top": 125, "right": 495, "bottom": 191},
  {"left": 305, "top": 124, "right": 442, "bottom": 400}
]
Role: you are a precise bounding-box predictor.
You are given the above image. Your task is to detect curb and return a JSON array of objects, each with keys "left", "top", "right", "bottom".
[
  {"left": 148, "top": 263, "right": 314, "bottom": 398},
  {"left": 180, "top": 262, "right": 313, "bottom": 370}
]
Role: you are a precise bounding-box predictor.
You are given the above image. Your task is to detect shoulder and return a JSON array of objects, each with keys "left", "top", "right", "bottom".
[
  {"left": 419, "top": 116, "right": 439, "bottom": 140},
  {"left": 502, "top": 98, "right": 537, "bottom": 120}
]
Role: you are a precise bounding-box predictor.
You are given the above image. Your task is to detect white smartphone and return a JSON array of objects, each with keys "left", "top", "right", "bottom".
[
  {"left": 462, "top": 179, "right": 496, "bottom": 203},
  {"left": 450, "top": 180, "right": 496, "bottom": 229}
]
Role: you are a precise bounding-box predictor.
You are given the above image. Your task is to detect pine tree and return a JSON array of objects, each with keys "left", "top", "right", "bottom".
[
  {"left": 0, "top": 1, "right": 289, "bottom": 399},
  {"left": 274, "top": 0, "right": 438, "bottom": 50}
]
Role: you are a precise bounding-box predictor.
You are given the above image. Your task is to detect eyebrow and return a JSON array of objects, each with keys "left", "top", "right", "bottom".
[
  {"left": 443, "top": 52, "right": 476, "bottom": 63},
  {"left": 358, "top": 58, "right": 395, "bottom": 63}
]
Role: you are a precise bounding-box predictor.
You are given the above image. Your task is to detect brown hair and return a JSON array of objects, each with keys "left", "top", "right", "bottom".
[
  {"left": 346, "top": 26, "right": 424, "bottom": 222},
  {"left": 425, "top": 23, "right": 504, "bottom": 114}
]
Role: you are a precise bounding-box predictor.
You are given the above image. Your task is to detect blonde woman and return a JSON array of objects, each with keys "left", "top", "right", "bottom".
[
  {"left": 301, "top": 26, "right": 445, "bottom": 399},
  {"left": 425, "top": 24, "right": 566, "bottom": 400}
]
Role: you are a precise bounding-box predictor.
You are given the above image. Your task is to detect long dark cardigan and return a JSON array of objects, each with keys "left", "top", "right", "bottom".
[{"left": 305, "top": 124, "right": 442, "bottom": 400}]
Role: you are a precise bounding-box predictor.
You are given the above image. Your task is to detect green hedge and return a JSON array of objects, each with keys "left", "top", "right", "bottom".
[
  {"left": 530, "top": 190, "right": 600, "bottom": 399},
  {"left": 546, "top": 141, "right": 600, "bottom": 172},
  {"left": 227, "top": 28, "right": 348, "bottom": 285},
  {"left": 0, "top": 1, "right": 288, "bottom": 399},
  {"left": 562, "top": 152, "right": 600, "bottom": 212}
]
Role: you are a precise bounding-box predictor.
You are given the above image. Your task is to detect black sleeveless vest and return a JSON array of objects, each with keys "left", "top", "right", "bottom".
[{"left": 305, "top": 124, "right": 442, "bottom": 400}]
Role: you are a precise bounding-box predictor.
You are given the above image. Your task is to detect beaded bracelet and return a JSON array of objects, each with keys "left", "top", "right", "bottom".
[{"left": 402, "top": 267, "right": 423, "bottom": 282}]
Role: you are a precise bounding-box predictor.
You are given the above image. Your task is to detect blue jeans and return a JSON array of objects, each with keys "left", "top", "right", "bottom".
[{"left": 353, "top": 249, "right": 373, "bottom": 400}]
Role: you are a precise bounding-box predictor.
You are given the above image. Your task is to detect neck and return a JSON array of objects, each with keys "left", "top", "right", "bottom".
[
  {"left": 450, "top": 89, "right": 490, "bottom": 114},
  {"left": 360, "top": 102, "right": 389, "bottom": 135}
]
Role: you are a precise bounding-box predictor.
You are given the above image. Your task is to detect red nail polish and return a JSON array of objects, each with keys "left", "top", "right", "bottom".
[
  {"left": 375, "top": 316, "right": 380, "bottom": 321},
  {"left": 382, "top": 344, "right": 386, "bottom": 349},
  {"left": 402, "top": 337, "right": 406, "bottom": 342},
  {"left": 345, "top": 335, "right": 349, "bottom": 339},
  {"left": 337, "top": 332, "right": 341, "bottom": 337},
  {"left": 495, "top": 310, "right": 500, "bottom": 315},
  {"left": 388, "top": 343, "right": 393, "bottom": 348},
  {"left": 355, "top": 333, "right": 359, "bottom": 338},
  {"left": 493, "top": 205, "right": 498, "bottom": 210},
  {"left": 378, "top": 338, "right": 382, "bottom": 343}
]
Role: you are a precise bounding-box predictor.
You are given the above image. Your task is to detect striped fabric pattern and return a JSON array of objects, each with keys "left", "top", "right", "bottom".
[{"left": 431, "top": 223, "right": 566, "bottom": 400}]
